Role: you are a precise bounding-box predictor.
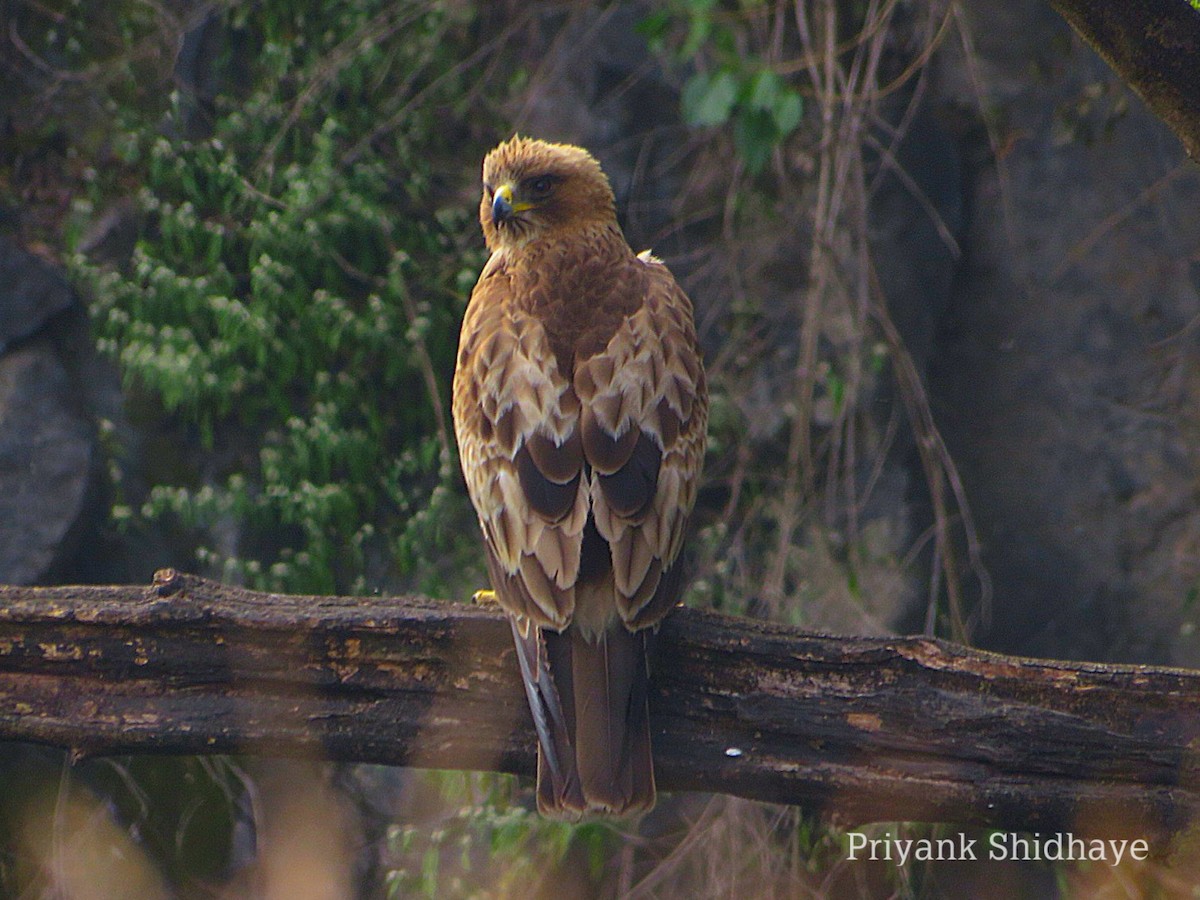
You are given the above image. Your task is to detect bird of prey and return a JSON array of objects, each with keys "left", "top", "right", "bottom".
[{"left": 452, "top": 136, "right": 707, "bottom": 818}]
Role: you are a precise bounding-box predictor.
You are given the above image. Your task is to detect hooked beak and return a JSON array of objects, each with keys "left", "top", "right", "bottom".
[
  {"left": 492, "top": 183, "right": 515, "bottom": 224},
  {"left": 491, "top": 182, "right": 533, "bottom": 225}
]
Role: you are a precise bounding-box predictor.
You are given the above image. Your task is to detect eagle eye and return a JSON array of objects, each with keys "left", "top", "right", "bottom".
[{"left": 526, "top": 175, "right": 556, "bottom": 197}]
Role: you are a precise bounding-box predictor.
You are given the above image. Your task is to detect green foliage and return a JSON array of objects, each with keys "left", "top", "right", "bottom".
[
  {"left": 641, "top": 1, "right": 804, "bottom": 174},
  {"left": 382, "top": 773, "right": 617, "bottom": 897},
  {"left": 73, "top": 0, "right": 499, "bottom": 594},
  {"left": 2, "top": 0, "right": 170, "bottom": 105},
  {"left": 0, "top": 0, "right": 183, "bottom": 250}
]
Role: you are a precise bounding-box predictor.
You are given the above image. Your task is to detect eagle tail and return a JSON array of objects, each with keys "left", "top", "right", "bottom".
[
  {"left": 508, "top": 617, "right": 582, "bottom": 811},
  {"left": 526, "top": 623, "right": 654, "bottom": 819}
]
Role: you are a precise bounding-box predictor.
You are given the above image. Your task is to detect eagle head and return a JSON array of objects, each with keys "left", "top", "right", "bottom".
[{"left": 479, "top": 136, "right": 618, "bottom": 251}]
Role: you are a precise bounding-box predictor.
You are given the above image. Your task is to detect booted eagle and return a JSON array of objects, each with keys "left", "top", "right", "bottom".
[{"left": 452, "top": 136, "right": 707, "bottom": 818}]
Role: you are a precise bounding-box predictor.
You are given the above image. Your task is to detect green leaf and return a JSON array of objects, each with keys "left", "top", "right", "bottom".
[
  {"left": 682, "top": 69, "right": 739, "bottom": 128},
  {"left": 635, "top": 9, "right": 671, "bottom": 48},
  {"left": 733, "top": 107, "right": 777, "bottom": 174},
  {"left": 679, "top": 0, "right": 718, "bottom": 58},
  {"left": 774, "top": 89, "right": 804, "bottom": 135},
  {"left": 748, "top": 70, "right": 803, "bottom": 136},
  {"left": 746, "top": 70, "right": 781, "bottom": 111}
]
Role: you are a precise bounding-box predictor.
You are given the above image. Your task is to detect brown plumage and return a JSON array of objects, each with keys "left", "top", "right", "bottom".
[{"left": 452, "top": 136, "right": 707, "bottom": 818}]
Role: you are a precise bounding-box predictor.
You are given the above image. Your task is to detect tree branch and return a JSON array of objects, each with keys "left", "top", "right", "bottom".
[
  {"left": 1, "top": 571, "right": 1197, "bottom": 843},
  {"left": 1052, "top": 0, "right": 1200, "bottom": 159}
]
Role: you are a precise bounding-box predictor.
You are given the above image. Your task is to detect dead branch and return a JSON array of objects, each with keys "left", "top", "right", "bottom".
[{"left": 0, "top": 571, "right": 1197, "bottom": 843}]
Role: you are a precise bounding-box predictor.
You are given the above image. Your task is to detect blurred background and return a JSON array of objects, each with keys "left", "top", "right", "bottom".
[{"left": 1, "top": 0, "right": 1199, "bottom": 896}]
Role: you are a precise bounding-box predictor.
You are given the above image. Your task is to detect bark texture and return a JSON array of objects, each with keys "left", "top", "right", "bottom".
[
  {"left": 1, "top": 571, "right": 1198, "bottom": 843},
  {"left": 1053, "top": 0, "right": 1200, "bottom": 159}
]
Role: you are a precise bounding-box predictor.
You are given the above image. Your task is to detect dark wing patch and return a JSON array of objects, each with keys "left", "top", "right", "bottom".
[
  {"left": 526, "top": 430, "right": 583, "bottom": 483},
  {"left": 597, "top": 430, "right": 661, "bottom": 519},
  {"left": 577, "top": 518, "right": 611, "bottom": 585},
  {"left": 626, "top": 558, "right": 684, "bottom": 629},
  {"left": 580, "top": 410, "right": 640, "bottom": 474},
  {"left": 517, "top": 444, "right": 580, "bottom": 522},
  {"left": 655, "top": 398, "right": 680, "bottom": 449}
]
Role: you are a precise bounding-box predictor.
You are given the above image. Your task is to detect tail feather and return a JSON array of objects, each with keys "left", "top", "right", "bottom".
[
  {"left": 527, "top": 624, "right": 654, "bottom": 819},
  {"left": 509, "top": 618, "right": 582, "bottom": 811}
]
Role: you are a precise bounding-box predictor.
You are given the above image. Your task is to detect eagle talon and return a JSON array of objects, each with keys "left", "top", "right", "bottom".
[{"left": 472, "top": 588, "right": 498, "bottom": 606}]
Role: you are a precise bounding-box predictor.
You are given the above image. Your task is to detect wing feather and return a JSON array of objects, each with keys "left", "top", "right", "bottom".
[
  {"left": 526, "top": 431, "right": 583, "bottom": 483},
  {"left": 517, "top": 445, "right": 580, "bottom": 521},
  {"left": 596, "top": 430, "right": 660, "bottom": 519},
  {"left": 455, "top": 247, "right": 706, "bottom": 633},
  {"left": 580, "top": 411, "right": 639, "bottom": 474},
  {"left": 453, "top": 259, "right": 585, "bottom": 630},
  {"left": 574, "top": 258, "right": 708, "bottom": 628}
]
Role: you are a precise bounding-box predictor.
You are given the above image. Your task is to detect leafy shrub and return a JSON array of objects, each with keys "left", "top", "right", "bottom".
[
  {"left": 74, "top": 0, "right": 502, "bottom": 595},
  {"left": 640, "top": 0, "right": 804, "bottom": 174}
]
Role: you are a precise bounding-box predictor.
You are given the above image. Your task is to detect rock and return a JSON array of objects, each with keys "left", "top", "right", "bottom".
[
  {"left": 0, "top": 341, "right": 97, "bottom": 584},
  {"left": 870, "top": 98, "right": 965, "bottom": 371},
  {"left": 0, "top": 235, "right": 76, "bottom": 355},
  {"left": 928, "top": 0, "right": 1200, "bottom": 664}
]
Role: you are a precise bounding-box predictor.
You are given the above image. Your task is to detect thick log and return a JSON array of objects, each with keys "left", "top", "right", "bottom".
[
  {"left": 1052, "top": 0, "right": 1200, "bottom": 159},
  {"left": 1, "top": 571, "right": 1198, "bottom": 843}
]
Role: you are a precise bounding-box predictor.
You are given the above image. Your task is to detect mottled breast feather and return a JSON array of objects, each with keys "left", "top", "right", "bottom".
[{"left": 453, "top": 237, "right": 707, "bottom": 635}]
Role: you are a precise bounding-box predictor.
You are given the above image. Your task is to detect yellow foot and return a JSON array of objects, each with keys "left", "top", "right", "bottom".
[{"left": 472, "top": 588, "right": 498, "bottom": 606}]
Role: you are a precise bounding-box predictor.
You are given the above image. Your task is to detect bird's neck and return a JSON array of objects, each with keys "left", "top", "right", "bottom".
[{"left": 498, "top": 219, "right": 625, "bottom": 258}]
